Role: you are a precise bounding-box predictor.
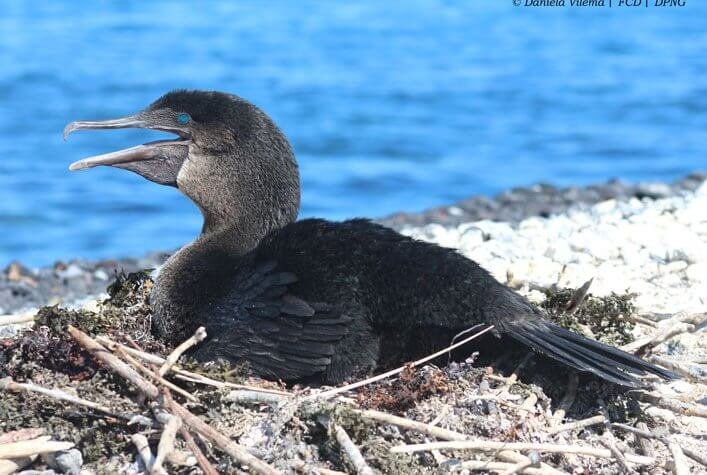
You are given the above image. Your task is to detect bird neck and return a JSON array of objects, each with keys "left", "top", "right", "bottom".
[
  {"left": 178, "top": 146, "right": 301, "bottom": 256},
  {"left": 199, "top": 208, "right": 276, "bottom": 255}
]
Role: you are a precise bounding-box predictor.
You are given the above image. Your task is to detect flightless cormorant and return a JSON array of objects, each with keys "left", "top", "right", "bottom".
[{"left": 64, "top": 90, "right": 673, "bottom": 387}]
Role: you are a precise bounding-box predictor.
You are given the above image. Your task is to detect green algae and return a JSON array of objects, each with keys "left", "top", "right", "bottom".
[{"left": 541, "top": 286, "right": 637, "bottom": 345}]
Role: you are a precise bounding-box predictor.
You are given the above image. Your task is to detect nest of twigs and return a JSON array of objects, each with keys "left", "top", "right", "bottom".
[{"left": 0, "top": 273, "right": 705, "bottom": 474}]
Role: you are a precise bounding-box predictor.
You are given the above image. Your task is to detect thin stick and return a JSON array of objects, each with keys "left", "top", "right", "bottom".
[
  {"left": 113, "top": 346, "right": 197, "bottom": 402},
  {"left": 159, "top": 327, "right": 207, "bottom": 376},
  {"left": 631, "top": 390, "right": 707, "bottom": 418},
  {"left": 360, "top": 409, "right": 469, "bottom": 440},
  {"left": 630, "top": 315, "right": 657, "bottom": 327},
  {"left": 226, "top": 390, "right": 288, "bottom": 406},
  {"left": 179, "top": 426, "right": 219, "bottom": 475},
  {"left": 0, "top": 436, "right": 74, "bottom": 459},
  {"left": 647, "top": 355, "right": 707, "bottom": 384},
  {"left": 668, "top": 443, "right": 690, "bottom": 475},
  {"left": 152, "top": 414, "right": 182, "bottom": 474},
  {"left": 633, "top": 422, "right": 654, "bottom": 458},
  {"left": 0, "top": 377, "right": 150, "bottom": 424},
  {"left": 612, "top": 423, "right": 707, "bottom": 468},
  {"left": 389, "top": 441, "right": 655, "bottom": 465},
  {"left": 681, "top": 446, "right": 707, "bottom": 469},
  {"left": 333, "top": 424, "right": 374, "bottom": 475},
  {"left": 547, "top": 415, "right": 605, "bottom": 436},
  {"left": 0, "top": 313, "right": 34, "bottom": 326},
  {"left": 356, "top": 409, "right": 467, "bottom": 441},
  {"left": 68, "top": 325, "right": 159, "bottom": 399},
  {"left": 311, "top": 325, "right": 495, "bottom": 400},
  {"left": 565, "top": 278, "right": 593, "bottom": 315},
  {"left": 599, "top": 436, "right": 635, "bottom": 474},
  {"left": 72, "top": 326, "right": 277, "bottom": 474},
  {"left": 96, "top": 336, "right": 290, "bottom": 396},
  {"left": 621, "top": 322, "right": 695, "bottom": 354},
  {"left": 357, "top": 408, "right": 561, "bottom": 475},
  {"left": 168, "top": 399, "right": 280, "bottom": 475},
  {"left": 131, "top": 433, "right": 167, "bottom": 475},
  {"left": 159, "top": 387, "right": 219, "bottom": 475},
  {"left": 639, "top": 312, "right": 674, "bottom": 323}
]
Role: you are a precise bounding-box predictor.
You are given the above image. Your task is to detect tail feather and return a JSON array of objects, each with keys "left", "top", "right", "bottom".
[
  {"left": 512, "top": 327, "right": 637, "bottom": 386},
  {"left": 503, "top": 318, "right": 676, "bottom": 387}
]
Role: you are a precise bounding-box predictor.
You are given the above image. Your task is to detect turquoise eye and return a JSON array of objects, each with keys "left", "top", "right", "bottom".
[{"left": 177, "top": 113, "right": 191, "bottom": 125}]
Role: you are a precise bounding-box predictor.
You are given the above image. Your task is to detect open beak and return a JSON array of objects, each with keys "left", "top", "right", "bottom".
[{"left": 63, "top": 113, "right": 190, "bottom": 171}]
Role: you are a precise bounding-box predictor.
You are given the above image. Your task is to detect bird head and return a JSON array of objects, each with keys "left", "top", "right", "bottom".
[{"left": 65, "top": 90, "right": 300, "bottom": 239}]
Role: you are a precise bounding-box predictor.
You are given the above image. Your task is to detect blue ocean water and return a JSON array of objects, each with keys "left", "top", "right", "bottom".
[{"left": 1, "top": 1, "right": 705, "bottom": 266}]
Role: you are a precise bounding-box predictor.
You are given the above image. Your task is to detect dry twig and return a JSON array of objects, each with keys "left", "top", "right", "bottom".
[
  {"left": 114, "top": 345, "right": 197, "bottom": 402},
  {"left": 647, "top": 355, "right": 707, "bottom": 384},
  {"left": 356, "top": 408, "right": 561, "bottom": 475},
  {"left": 71, "top": 326, "right": 278, "bottom": 475},
  {"left": 96, "top": 335, "right": 290, "bottom": 395},
  {"left": 159, "top": 326, "right": 207, "bottom": 376},
  {"left": 152, "top": 414, "right": 182, "bottom": 474},
  {"left": 389, "top": 440, "right": 654, "bottom": 465},
  {"left": 333, "top": 424, "right": 374, "bottom": 475},
  {"left": 631, "top": 390, "right": 707, "bottom": 418},
  {"left": 0, "top": 430, "right": 43, "bottom": 475},
  {"left": 599, "top": 436, "right": 635, "bottom": 474},
  {"left": 131, "top": 433, "right": 167, "bottom": 475},
  {"left": 311, "top": 325, "right": 495, "bottom": 400},
  {"left": 668, "top": 442, "right": 690, "bottom": 475},
  {"left": 622, "top": 322, "right": 695, "bottom": 355},
  {"left": 0, "top": 377, "right": 151, "bottom": 425},
  {"left": 178, "top": 425, "right": 219, "bottom": 475},
  {"left": 356, "top": 408, "right": 467, "bottom": 441},
  {"left": 0, "top": 436, "right": 73, "bottom": 459},
  {"left": 168, "top": 399, "right": 280, "bottom": 475},
  {"left": 633, "top": 422, "right": 654, "bottom": 458},
  {"left": 68, "top": 325, "right": 159, "bottom": 399},
  {"left": 226, "top": 390, "right": 288, "bottom": 406},
  {"left": 613, "top": 423, "right": 707, "bottom": 468},
  {"left": 547, "top": 415, "right": 605, "bottom": 436},
  {"left": 0, "top": 313, "right": 34, "bottom": 326}
]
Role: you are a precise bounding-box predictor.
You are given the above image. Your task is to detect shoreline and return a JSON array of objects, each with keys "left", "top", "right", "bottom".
[{"left": 1, "top": 171, "right": 705, "bottom": 315}]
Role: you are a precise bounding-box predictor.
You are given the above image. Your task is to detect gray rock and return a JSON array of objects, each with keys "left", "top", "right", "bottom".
[{"left": 45, "top": 448, "right": 83, "bottom": 475}]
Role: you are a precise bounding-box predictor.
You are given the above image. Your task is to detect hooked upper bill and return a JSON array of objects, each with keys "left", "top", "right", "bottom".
[
  {"left": 63, "top": 113, "right": 190, "bottom": 172},
  {"left": 63, "top": 111, "right": 191, "bottom": 187}
]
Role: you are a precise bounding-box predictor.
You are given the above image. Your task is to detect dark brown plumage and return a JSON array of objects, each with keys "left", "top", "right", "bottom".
[{"left": 65, "top": 90, "right": 675, "bottom": 387}]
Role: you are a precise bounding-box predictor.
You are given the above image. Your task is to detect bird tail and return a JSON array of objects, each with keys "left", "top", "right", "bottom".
[{"left": 501, "top": 317, "right": 676, "bottom": 387}]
